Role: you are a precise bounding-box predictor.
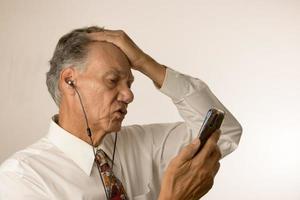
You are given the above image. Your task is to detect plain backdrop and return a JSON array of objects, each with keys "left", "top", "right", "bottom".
[{"left": 0, "top": 0, "right": 299, "bottom": 199}]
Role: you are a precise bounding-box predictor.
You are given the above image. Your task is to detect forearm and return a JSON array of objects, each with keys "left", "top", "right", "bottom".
[{"left": 137, "top": 55, "right": 166, "bottom": 88}]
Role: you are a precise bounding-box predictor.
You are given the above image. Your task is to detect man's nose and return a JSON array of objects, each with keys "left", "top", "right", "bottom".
[{"left": 118, "top": 86, "right": 134, "bottom": 104}]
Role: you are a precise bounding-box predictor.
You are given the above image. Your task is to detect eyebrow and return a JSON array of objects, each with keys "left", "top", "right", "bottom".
[{"left": 104, "top": 69, "right": 135, "bottom": 82}]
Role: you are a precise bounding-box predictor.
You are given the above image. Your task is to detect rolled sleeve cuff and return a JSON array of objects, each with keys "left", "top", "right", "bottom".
[{"left": 158, "top": 67, "right": 207, "bottom": 103}]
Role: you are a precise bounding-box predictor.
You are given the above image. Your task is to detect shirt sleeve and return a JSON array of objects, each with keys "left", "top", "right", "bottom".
[{"left": 157, "top": 67, "right": 243, "bottom": 157}]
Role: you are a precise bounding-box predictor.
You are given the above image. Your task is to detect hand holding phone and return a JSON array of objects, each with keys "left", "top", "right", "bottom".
[{"left": 194, "top": 108, "right": 225, "bottom": 156}]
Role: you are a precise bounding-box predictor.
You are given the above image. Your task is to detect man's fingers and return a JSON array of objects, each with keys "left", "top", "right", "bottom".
[
  {"left": 212, "top": 161, "right": 220, "bottom": 177},
  {"left": 206, "top": 146, "right": 222, "bottom": 168},
  {"left": 209, "top": 129, "right": 221, "bottom": 144},
  {"left": 89, "top": 32, "right": 117, "bottom": 44},
  {"left": 88, "top": 30, "right": 147, "bottom": 69},
  {"left": 201, "top": 130, "right": 221, "bottom": 156},
  {"left": 194, "top": 130, "right": 221, "bottom": 161},
  {"left": 89, "top": 30, "right": 128, "bottom": 44},
  {"left": 177, "top": 138, "right": 201, "bottom": 163}
]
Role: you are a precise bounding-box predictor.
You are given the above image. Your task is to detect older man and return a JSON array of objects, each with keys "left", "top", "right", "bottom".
[{"left": 0, "top": 26, "right": 242, "bottom": 200}]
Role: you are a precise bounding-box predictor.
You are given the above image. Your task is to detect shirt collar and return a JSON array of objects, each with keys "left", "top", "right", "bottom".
[{"left": 46, "top": 115, "right": 95, "bottom": 176}]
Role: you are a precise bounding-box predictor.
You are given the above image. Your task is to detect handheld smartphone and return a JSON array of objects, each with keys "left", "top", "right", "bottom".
[{"left": 194, "top": 108, "right": 225, "bottom": 156}]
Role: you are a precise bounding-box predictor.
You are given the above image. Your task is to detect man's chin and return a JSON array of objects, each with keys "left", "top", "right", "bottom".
[
  {"left": 104, "top": 116, "right": 124, "bottom": 133},
  {"left": 107, "top": 122, "right": 122, "bottom": 132}
]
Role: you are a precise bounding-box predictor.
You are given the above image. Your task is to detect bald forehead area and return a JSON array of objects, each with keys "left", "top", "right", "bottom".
[{"left": 84, "top": 41, "right": 133, "bottom": 80}]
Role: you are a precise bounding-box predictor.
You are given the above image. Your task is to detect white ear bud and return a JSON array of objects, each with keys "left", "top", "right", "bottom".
[{"left": 66, "top": 79, "right": 75, "bottom": 87}]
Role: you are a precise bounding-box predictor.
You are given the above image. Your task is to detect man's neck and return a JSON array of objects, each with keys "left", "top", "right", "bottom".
[{"left": 57, "top": 106, "right": 106, "bottom": 147}]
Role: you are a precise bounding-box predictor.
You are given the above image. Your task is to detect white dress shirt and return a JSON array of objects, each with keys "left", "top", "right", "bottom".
[{"left": 0, "top": 68, "right": 242, "bottom": 200}]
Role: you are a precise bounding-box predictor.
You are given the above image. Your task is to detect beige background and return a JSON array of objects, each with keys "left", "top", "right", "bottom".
[{"left": 0, "top": 0, "right": 299, "bottom": 199}]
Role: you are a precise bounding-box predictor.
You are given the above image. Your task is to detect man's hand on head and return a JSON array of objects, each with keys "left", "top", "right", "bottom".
[
  {"left": 89, "top": 29, "right": 166, "bottom": 88},
  {"left": 158, "top": 130, "right": 222, "bottom": 200},
  {"left": 89, "top": 30, "right": 152, "bottom": 71}
]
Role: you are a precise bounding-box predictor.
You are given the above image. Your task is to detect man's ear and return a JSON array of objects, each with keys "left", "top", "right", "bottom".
[{"left": 59, "top": 67, "right": 77, "bottom": 95}]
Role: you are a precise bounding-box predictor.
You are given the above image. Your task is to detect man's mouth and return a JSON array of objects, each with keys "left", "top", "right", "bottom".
[{"left": 115, "top": 107, "right": 127, "bottom": 118}]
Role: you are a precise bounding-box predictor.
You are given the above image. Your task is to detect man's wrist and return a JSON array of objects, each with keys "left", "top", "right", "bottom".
[
  {"left": 158, "top": 188, "right": 174, "bottom": 200},
  {"left": 158, "top": 172, "right": 178, "bottom": 200},
  {"left": 135, "top": 54, "right": 156, "bottom": 71},
  {"left": 136, "top": 55, "right": 166, "bottom": 88}
]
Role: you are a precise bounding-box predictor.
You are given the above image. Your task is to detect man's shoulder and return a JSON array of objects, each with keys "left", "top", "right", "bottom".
[
  {"left": 0, "top": 137, "right": 56, "bottom": 174},
  {"left": 0, "top": 138, "right": 53, "bottom": 199}
]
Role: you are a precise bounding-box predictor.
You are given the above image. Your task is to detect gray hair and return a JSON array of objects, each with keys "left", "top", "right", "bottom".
[{"left": 46, "top": 26, "right": 104, "bottom": 106}]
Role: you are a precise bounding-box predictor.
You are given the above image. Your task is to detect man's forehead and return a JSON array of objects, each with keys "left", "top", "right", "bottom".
[
  {"left": 85, "top": 42, "right": 133, "bottom": 79},
  {"left": 88, "top": 41, "right": 127, "bottom": 61},
  {"left": 103, "top": 68, "right": 134, "bottom": 80}
]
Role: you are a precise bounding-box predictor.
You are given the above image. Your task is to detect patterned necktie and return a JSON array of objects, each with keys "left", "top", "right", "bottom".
[{"left": 95, "top": 149, "right": 128, "bottom": 200}]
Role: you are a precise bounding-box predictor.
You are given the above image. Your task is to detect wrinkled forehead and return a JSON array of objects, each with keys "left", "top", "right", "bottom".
[
  {"left": 84, "top": 41, "right": 133, "bottom": 80},
  {"left": 103, "top": 67, "right": 134, "bottom": 81}
]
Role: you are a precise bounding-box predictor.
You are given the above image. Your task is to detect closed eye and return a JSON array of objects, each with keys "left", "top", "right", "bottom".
[
  {"left": 106, "top": 78, "right": 119, "bottom": 88},
  {"left": 109, "top": 79, "right": 118, "bottom": 84}
]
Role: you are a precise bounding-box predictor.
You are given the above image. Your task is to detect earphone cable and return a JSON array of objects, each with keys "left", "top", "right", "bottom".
[{"left": 71, "top": 84, "right": 119, "bottom": 200}]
